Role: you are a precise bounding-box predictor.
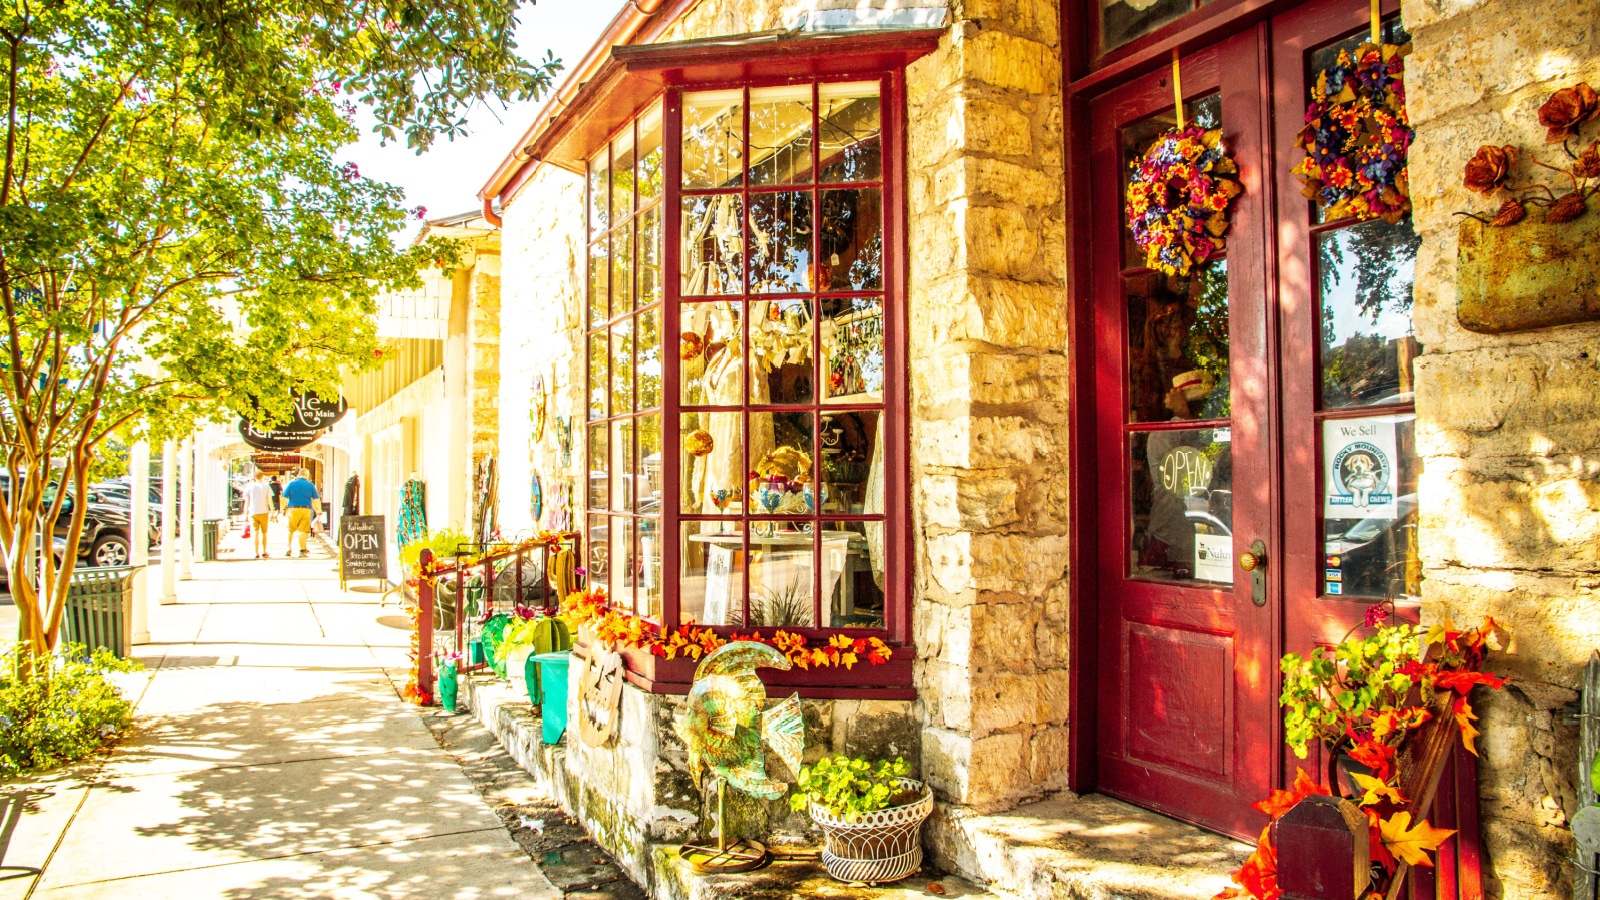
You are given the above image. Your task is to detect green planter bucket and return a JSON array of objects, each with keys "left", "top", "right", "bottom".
[
  {"left": 524, "top": 617, "right": 572, "bottom": 706},
  {"left": 61, "top": 566, "right": 139, "bottom": 658},
  {"left": 531, "top": 651, "right": 572, "bottom": 744}
]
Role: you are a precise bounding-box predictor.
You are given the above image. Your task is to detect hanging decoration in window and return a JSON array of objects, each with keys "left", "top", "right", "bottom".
[
  {"left": 1291, "top": 9, "right": 1412, "bottom": 224},
  {"left": 1126, "top": 53, "right": 1242, "bottom": 277}
]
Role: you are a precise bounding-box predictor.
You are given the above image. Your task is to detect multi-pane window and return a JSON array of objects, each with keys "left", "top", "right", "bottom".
[
  {"left": 586, "top": 79, "right": 897, "bottom": 637},
  {"left": 677, "top": 81, "right": 889, "bottom": 632},
  {"left": 586, "top": 104, "right": 665, "bottom": 620}
]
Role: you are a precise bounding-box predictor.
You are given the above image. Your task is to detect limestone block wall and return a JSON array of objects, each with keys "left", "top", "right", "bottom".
[
  {"left": 1404, "top": 2, "right": 1600, "bottom": 897},
  {"left": 904, "top": 0, "right": 1069, "bottom": 814},
  {"left": 468, "top": 255, "right": 503, "bottom": 529}
]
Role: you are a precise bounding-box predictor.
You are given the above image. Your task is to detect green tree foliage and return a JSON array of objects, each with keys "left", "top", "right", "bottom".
[{"left": 0, "top": 0, "right": 558, "bottom": 662}]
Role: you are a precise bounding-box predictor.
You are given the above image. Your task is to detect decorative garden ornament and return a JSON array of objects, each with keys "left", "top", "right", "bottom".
[
  {"left": 674, "top": 641, "right": 804, "bottom": 874},
  {"left": 530, "top": 374, "right": 548, "bottom": 440},
  {"left": 530, "top": 473, "right": 543, "bottom": 526},
  {"left": 576, "top": 646, "right": 625, "bottom": 747}
]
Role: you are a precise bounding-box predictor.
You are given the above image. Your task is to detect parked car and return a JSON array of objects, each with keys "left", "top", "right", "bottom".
[{"left": 0, "top": 474, "right": 161, "bottom": 585}]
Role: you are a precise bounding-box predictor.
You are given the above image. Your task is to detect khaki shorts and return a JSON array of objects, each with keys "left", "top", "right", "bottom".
[
  {"left": 251, "top": 513, "right": 270, "bottom": 530},
  {"left": 287, "top": 508, "right": 312, "bottom": 535}
]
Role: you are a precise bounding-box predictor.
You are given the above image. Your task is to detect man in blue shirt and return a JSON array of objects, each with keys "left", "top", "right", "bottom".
[{"left": 280, "top": 469, "right": 321, "bottom": 558}]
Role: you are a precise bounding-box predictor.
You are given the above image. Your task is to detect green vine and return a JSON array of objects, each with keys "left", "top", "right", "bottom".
[{"left": 790, "top": 755, "right": 914, "bottom": 819}]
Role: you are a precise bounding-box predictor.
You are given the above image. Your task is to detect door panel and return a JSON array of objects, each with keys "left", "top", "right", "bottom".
[{"left": 1090, "top": 28, "right": 1276, "bottom": 840}]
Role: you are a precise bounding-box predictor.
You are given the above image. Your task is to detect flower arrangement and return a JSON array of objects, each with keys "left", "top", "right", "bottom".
[
  {"left": 1460, "top": 81, "right": 1600, "bottom": 226},
  {"left": 402, "top": 601, "right": 433, "bottom": 706},
  {"left": 1219, "top": 615, "right": 1507, "bottom": 900},
  {"left": 1125, "top": 124, "right": 1241, "bottom": 276},
  {"left": 1292, "top": 41, "right": 1412, "bottom": 224},
  {"left": 560, "top": 588, "right": 893, "bottom": 670}
]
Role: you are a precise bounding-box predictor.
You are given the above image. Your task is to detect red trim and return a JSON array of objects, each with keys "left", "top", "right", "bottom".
[{"left": 574, "top": 638, "right": 917, "bottom": 697}]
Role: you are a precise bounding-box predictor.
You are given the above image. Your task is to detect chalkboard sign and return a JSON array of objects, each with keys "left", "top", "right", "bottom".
[{"left": 339, "top": 515, "right": 387, "bottom": 582}]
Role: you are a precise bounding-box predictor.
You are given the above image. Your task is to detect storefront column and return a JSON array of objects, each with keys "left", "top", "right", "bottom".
[
  {"left": 161, "top": 440, "right": 177, "bottom": 603},
  {"left": 178, "top": 437, "right": 193, "bottom": 580},
  {"left": 130, "top": 441, "right": 151, "bottom": 643}
]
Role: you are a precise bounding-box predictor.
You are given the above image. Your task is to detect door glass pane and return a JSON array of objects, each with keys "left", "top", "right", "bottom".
[
  {"left": 1130, "top": 428, "right": 1233, "bottom": 584},
  {"left": 748, "top": 191, "right": 813, "bottom": 293},
  {"left": 681, "top": 411, "right": 744, "bottom": 515},
  {"left": 681, "top": 521, "right": 745, "bottom": 627},
  {"left": 749, "top": 525, "right": 815, "bottom": 629},
  {"left": 820, "top": 188, "right": 883, "bottom": 290},
  {"left": 1102, "top": 0, "right": 1206, "bottom": 53},
  {"left": 751, "top": 299, "right": 814, "bottom": 405},
  {"left": 821, "top": 521, "right": 885, "bottom": 628},
  {"left": 1125, "top": 260, "right": 1230, "bottom": 423},
  {"left": 680, "top": 303, "right": 744, "bottom": 406},
  {"left": 1121, "top": 94, "right": 1222, "bottom": 265},
  {"left": 822, "top": 298, "right": 883, "bottom": 403},
  {"left": 1317, "top": 220, "right": 1422, "bottom": 409},
  {"left": 1321, "top": 413, "right": 1419, "bottom": 599},
  {"left": 749, "top": 85, "right": 813, "bottom": 186},
  {"left": 682, "top": 194, "right": 743, "bottom": 296},
  {"left": 683, "top": 90, "right": 744, "bottom": 190},
  {"left": 819, "top": 82, "right": 881, "bottom": 183}
]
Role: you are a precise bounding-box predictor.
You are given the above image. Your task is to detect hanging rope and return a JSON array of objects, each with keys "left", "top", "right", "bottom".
[
  {"left": 1370, "top": 0, "right": 1381, "bottom": 44},
  {"left": 1172, "top": 49, "right": 1185, "bottom": 128}
]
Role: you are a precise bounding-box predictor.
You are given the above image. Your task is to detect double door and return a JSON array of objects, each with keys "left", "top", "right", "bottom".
[{"left": 1089, "top": 0, "right": 1422, "bottom": 840}]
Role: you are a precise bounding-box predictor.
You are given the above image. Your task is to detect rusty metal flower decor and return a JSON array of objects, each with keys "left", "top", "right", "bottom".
[{"left": 1459, "top": 83, "right": 1600, "bottom": 226}]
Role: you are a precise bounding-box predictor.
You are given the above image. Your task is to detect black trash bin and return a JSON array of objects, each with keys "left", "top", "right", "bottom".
[
  {"left": 201, "top": 519, "right": 220, "bottom": 561},
  {"left": 61, "top": 566, "right": 139, "bottom": 658}
]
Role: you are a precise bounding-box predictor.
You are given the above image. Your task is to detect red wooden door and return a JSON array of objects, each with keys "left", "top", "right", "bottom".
[{"left": 1090, "top": 28, "right": 1279, "bottom": 840}]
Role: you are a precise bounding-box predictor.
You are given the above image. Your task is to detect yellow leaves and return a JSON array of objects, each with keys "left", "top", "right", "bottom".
[
  {"left": 1455, "top": 696, "right": 1481, "bottom": 755},
  {"left": 1379, "top": 812, "right": 1455, "bottom": 867},
  {"left": 1350, "top": 773, "right": 1405, "bottom": 807}
]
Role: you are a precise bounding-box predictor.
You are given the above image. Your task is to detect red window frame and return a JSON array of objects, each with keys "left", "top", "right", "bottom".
[{"left": 579, "top": 61, "right": 917, "bottom": 697}]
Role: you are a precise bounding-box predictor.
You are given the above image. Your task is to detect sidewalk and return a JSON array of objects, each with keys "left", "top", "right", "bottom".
[{"left": 0, "top": 522, "right": 561, "bottom": 899}]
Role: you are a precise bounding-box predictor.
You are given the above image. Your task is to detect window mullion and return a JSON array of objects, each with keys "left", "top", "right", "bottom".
[{"left": 662, "top": 89, "right": 685, "bottom": 631}]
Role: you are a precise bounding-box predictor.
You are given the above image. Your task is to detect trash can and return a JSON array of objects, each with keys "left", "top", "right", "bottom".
[
  {"left": 201, "top": 519, "right": 220, "bottom": 561},
  {"left": 531, "top": 651, "right": 573, "bottom": 744},
  {"left": 61, "top": 566, "right": 139, "bottom": 658}
]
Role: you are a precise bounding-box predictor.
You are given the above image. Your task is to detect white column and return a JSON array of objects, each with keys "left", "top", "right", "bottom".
[
  {"left": 178, "top": 437, "right": 192, "bottom": 579},
  {"left": 129, "top": 441, "right": 151, "bottom": 643},
  {"left": 160, "top": 441, "right": 177, "bottom": 603}
]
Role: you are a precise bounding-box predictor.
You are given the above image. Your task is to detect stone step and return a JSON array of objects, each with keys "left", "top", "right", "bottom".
[{"left": 927, "top": 791, "right": 1252, "bottom": 900}]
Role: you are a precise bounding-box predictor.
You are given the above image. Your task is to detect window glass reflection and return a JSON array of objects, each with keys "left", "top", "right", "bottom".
[
  {"left": 821, "top": 298, "right": 883, "bottom": 403},
  {"left": 821, "top": 522, "right": 884, "bottom": 628},
  {"left": 1126, "top": 261, "right": 1230, "bottom": 423},
  {"left": 588, "top": 150, "right": 610, "bottom": 239},
  {"left": 819, "top": 82, "right": 881, "bottom": 183},
  {"left": 679, "top": 302, "right": 744, "bottom": 407},
  {"left": 1121, "top": 94, "right": 1221, "bottom": 265},
  {"left": 1130, "top": 428, "right": 1233, "bottom": 584},
  {"left": 1318, "top": 220, "right": 1422, "bottom": 409},
  {"left": 637, "top": 308, "right": 661, "bottom": 410},
  {"left": 751, "top": 299, "right": 813, "bottom": 405},
  {"left": 588, "top": 332, "right": 607, "bottom": 420},
  {"left": 682, "top": 195, "right": 743, "bottom": 295},
  {"left": 683, "top": 91, "right": 744, "bottom": 190},
  {"left": 820, "top": 189, "right": 882, "bottom": 290},
  {"left": 749, "top": 85, "right": 813, "bottom": 186},
  {"left": 612, "top": 131, "right": 636, "bottom": 220},
  {"left": 639, "top": 206, "right": 662, "bottom": 307},
  {"left": 587, "top": 428, "right": 607, "bottom": 509},
  {"left": 748, "top": 527, "right": 816, "bottom": 628},
  {"left": 748, "top": 192, "right": 813, "bottom": 293},
  {"left": 680, "top": 522, "right": 745, "bottom": 627},
  {"left": 681, "top": 411, "right": 746, "bottom": 515},
  {"left": 637, "top": 104, "right": 665, "bottom": 202},
  {"left": 588, "top": 238, "right": 608, "bottom": 327},
  {"left": 1101, "top": 0, "right": 1213, "bottom": 53},
  {"left": 820, "top": 411, "right": 881, "bottom": 515}
]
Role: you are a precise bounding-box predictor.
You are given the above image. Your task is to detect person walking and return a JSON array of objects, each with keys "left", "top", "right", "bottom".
[
  {"left": 268, "top": 475, "right": 283, "bottom": 520},
  {"left": 242, "top": 472, "right": 274, "bottom": 559},
  {"left": 281, "top": 468, "right": 322, "bottom": 558}
]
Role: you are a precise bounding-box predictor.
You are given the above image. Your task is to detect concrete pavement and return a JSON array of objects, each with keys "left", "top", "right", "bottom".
[{"left": 0, "top": 522, "right": 563, "bottom": 899}]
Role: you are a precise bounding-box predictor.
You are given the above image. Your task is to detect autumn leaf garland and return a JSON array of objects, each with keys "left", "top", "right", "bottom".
[{"left": 558, "top": 588, "right": 893, "bottom": 671}]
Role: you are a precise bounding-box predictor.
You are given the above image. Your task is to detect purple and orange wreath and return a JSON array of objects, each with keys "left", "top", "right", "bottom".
[
  {"left": 1125, "top": 124, "right": 1241, "bottom": 277},
  {"left": 1293, "top": 41, "right": 1412, "bottom": 224}
]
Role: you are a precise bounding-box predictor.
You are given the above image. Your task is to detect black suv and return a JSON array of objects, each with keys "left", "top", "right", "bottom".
[{"left": 0, "top": 476, "right": 160, "bottom": 586}]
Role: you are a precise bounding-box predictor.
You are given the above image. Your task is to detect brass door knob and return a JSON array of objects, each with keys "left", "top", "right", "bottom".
[{"left": 1239, "top": 550, "right": 1262, "bottom": 571}]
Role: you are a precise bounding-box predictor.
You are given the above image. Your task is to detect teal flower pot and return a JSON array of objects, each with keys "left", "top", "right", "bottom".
[{"left": 531, "top": 651, "right": 572, "bottom": 744}]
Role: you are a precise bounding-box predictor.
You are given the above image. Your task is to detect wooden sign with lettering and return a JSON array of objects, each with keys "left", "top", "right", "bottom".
[{"left": 339, "top": 515, "right": 387, "bottom": 582}]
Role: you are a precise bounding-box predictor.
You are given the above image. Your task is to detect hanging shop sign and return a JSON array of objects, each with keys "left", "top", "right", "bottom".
[
  {"left": 1322, "top": 418, "right": 1398, "bottom": 520},
  {"left": 238, "top": 419, "right": 322, "bottom": 452},
  {"left": 247, "top": 391, "right": 349, "bottom": 433}
]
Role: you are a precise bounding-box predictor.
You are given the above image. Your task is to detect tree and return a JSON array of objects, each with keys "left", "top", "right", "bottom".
[{"left": 0, "top": 0, "right": 558, "bottom": 663}]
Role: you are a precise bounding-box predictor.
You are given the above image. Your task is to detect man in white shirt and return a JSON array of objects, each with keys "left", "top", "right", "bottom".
[{"left": 242, "top": 472, "right": 274, "bottom": 559}]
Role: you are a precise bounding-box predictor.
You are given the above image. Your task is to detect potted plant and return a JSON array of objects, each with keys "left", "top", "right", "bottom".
[{"left": 790, "top": 755, "right": 933, "bottom": 885}]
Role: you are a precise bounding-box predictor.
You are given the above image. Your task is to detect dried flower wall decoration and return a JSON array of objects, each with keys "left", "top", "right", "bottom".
[
  {"left": 1459, "top": 82, "right": 1600, "bottom": 226},
  {"left": 1292, "top": 40, "right": 1413, "bottom": 223}
]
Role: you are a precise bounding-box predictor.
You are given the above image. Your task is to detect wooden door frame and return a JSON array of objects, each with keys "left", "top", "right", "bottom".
[{"left": 1064, "top": 3, "right": 1291, "bottom": 802}]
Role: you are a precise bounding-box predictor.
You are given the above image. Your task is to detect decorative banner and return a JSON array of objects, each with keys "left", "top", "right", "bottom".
[
  {"left": 1323, "top": 418, "right": 1398, "bottom": 520},
  {"left": 237, "top": 419, "right": 321, "bottom": 452}
]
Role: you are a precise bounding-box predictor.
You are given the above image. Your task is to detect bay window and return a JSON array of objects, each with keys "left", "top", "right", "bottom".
[{"left": 579, "top": 54, "right": 917, "bottom": 687}]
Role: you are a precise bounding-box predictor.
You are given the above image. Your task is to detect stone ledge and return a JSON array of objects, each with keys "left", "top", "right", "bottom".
[
  {"left": 460, "top": 673, "right": 996, "bottom": 899},
  {"left": 926, "top": 791, "right": 1252, "bottom": 900}
]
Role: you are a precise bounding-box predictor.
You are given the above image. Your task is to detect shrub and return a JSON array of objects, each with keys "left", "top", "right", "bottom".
[
  {"left": 399, "top": 528, "right": 475, "bottom": 573},
  {"left": 0, "top": 643, "right": 141, "bottom": 777},
  {"left": 790, "top": 755, "right": 916, "bottom": 819}
]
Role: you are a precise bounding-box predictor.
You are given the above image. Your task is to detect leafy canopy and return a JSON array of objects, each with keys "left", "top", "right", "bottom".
[{"left": 0, "top": 0, "right": 558, "bottom": 656}]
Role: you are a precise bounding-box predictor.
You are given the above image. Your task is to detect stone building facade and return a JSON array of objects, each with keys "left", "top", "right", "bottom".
[{"left": 476, "top": 0, "right": 1600, "bottom": 897}]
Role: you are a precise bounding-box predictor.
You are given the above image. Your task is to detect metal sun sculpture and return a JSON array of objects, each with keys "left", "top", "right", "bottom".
[{"left": 673, "top": 641, "right": 805, "bottom": 874}]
